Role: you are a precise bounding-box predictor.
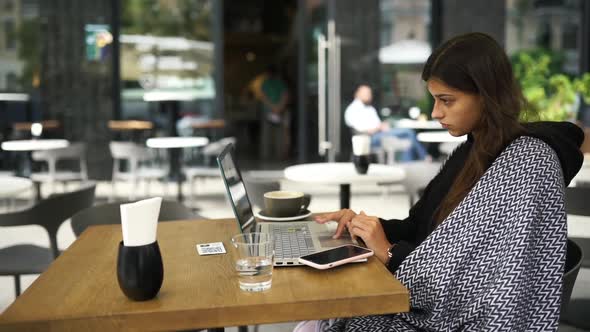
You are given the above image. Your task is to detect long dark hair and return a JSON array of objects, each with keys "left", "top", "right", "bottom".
[{"left": 422, "top": 32, "right": 527, "bottom": 224}]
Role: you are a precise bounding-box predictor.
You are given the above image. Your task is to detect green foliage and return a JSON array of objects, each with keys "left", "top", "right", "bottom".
[
  {"left": 121, "top": 0, "right": 212, "bottom": 41},
  {"left": 511, "top": 48, "right": 590, "bottom": 122},
  {"left": 17, "top": 18, "right": 40, "bottom": 90}
]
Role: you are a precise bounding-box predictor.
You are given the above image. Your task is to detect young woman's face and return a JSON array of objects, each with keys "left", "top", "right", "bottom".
[{"left": 427, "top": 78, "right": 483, "bottom": 137}]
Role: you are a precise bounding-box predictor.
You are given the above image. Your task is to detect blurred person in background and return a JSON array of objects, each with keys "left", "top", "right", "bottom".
[
  {"left": 344, "top": 85, "right": 428, "bottom": 161},
  {"left": 246, "top": 65, "right": 291, "bottom": 160}
]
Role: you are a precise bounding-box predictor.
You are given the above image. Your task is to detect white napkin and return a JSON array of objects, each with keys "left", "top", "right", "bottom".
[
  {"left": 120, "top": 197, "right": 162, "bottom": 246},
  {"left": 352, "top": 134, "right": 371, "bottom": 155}
]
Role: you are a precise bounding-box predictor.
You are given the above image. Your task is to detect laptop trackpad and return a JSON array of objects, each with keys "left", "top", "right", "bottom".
[{"left": 311, "top": 222, "right": 355, "bottom": 248}]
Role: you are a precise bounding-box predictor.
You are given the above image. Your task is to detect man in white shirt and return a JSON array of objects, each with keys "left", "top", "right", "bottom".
[{"left": 344, "top": 85, "right": 427, "bottom": 161}]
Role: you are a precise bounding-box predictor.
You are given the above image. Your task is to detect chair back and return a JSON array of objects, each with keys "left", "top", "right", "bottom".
[
  {"left": 0, "top": 183, "right": 96, "bottom": 258},
  {"left": 109, "top": 141, "right": 151, "bottom": 161},
  {"left": 32, "top": 142, "right": 86, "bottom": 160},
  {"left": 32, "top": 142, "right": 88, "bottom": 179},
  {"left": 565, "top": 186, "right": 590, "bottom": 267},
  {"left": 110, "top": 142, "right": 153, "bottom": 178},
  {"left": 561, "top": 238, "right": 583, "bottom": 319},
  {"left": 565, "top": 186, "right": 590, "bottom": 216},
  {"left": 70, "top": 200, "right": 196, "bottom": 237},
  {"left": 378, "top": 136, "right": 411, "bottom": 165}
]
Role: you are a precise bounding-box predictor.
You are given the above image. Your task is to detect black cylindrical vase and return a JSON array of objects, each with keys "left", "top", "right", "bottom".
[{"left": 117, "top": 241, "right": 164, "bottom": 301}]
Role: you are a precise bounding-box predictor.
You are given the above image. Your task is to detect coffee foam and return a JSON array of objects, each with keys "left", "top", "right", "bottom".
[{"left": 264, "top": 191, "right": 304, "bottom": 199}]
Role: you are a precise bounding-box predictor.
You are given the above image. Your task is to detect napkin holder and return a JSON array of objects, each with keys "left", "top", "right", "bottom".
[{"left": 117, "top": 241, "right": 163, "bottom": 301}]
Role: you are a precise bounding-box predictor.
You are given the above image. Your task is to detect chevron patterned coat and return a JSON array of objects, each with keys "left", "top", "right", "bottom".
[{"left": 328, "top": 136, "right": 569, "bottom": 331}]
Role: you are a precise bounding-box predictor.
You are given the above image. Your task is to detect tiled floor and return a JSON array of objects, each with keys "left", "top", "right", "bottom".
[{"left": 0, "top": 179, "right": 588, "bottom": 331}]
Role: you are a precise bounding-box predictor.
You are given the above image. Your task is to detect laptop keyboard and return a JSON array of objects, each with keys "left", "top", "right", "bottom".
[{"left": 270, "top": 224, "right": 315, "bottom": 259}]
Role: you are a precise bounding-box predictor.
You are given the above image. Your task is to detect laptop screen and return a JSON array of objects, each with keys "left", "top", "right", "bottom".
[{"left": 217, "top": 143, "right": 255, "bottom": 231}]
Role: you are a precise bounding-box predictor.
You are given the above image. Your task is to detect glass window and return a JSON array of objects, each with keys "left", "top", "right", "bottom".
[
  {"left": 379, "top": 0, "right": 431, "bottom": 118},
  {"left": 4, "top": 19, "right": 15, "bottom": 50},
  {"left": 506, "top": 0, "right": 582, "bottom": 74},
  {"left": 0, "top": 1, "right": 40, "bottom": 93},
  {"left": 506, "top": 0, "right": 587, "bottom": 122},
  {"left": 120, "top": 0, "right": 215, "bottom": 122}
]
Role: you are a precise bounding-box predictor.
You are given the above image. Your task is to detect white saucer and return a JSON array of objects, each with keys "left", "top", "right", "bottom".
[{"left": 255, "top": 209, "right": 312, "bottom": 222}]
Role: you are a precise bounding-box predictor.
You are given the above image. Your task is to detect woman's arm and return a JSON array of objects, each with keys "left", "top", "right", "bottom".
[{"left": 379, "top": 216, "right": 420, "bottom": 273}]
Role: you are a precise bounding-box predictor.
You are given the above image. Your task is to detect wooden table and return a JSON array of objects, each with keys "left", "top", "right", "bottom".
[
  {"left": 191, "top": 119, "right": 226, "bottom": 140},
  {"left": 108, "top": 120, "right": 154, "bottom": 131},
  {"left": 0, "top": 219, "right": 409, "bottom": 331},
  {"left": 191, "top": 119, "right": 226, "bottom": 130},
  {"left": 12, "top": 120, "right": 60, "bottom": 132}
]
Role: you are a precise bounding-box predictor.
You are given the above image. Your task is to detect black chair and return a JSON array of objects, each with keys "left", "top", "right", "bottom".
[
  {"left": 0, "top": 183, "right": 96, "bottom": 296},
  {"left": 560, "top": 187, "right": 590, "bottom": 328},
  {"left": 561, "top": 239, "right": 583, "bottom": 319},
  {"left": 565, "top": 186, "right": 590, "bottom": 267},
  {"left": 70, "top": 200, "right": 197, "bottom": 237}
]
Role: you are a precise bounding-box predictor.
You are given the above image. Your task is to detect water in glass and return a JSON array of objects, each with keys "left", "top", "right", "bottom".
[
  {"left": 232, "top": 232, "right": 274, "bottom": 292},
  {"left": 235, "top": 256, "right": 273, "bottom": 291}
]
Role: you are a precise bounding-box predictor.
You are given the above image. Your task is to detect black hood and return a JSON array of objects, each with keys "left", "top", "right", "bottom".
[{"left": 523, "top": 121, "right": 584, "bottom": 186}]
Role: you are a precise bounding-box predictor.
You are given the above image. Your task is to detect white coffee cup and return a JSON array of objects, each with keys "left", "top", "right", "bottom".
[{"left": 352, "top": 134, "right": 371, "bottom": 156}]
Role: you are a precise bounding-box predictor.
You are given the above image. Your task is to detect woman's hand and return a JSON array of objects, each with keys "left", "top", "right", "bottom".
[
  {"left": 314, "top": 210, "right": 392, "bottom": 265},
  {"left": 314, "top": 209, "right": 357, "bottom": 239},
  {"left": 349, "top": 211, "right": 392, "bottom": 264}
]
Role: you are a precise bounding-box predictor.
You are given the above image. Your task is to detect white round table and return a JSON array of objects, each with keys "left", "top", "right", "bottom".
[
  {"left": 0, "top": 176, "right": 33, "bottom": 198},
  {"left": 146, "top": 137, "right": 209, "bottom": 149},
  {"left": 395, "top": 119, "right": 443, "bottom": 130},
  {"left": 1, "top": 139, "right": 70, "bottom": 200},
  {"left": 284, "top": 162, "right": 406, "bottom": 209},
  {"left": 1, "top": 139, "right": 69, "bottom": 151},
  {"left": 0, "top": 176, "right": 34, "bottom": 211},
  {"left": 146, "top": 137, "right": 209, "bottom": 201},
  {"left": 417, "top": 131, "right": 467, "bottom": 143}
]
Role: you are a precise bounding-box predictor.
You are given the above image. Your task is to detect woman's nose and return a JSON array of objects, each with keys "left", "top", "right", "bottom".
[{"left": 431, "top": 102, "right": 443, "bottom": 119}]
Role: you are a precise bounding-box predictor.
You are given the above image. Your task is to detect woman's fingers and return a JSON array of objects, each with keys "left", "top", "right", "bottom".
[
  {"left": 348, "top": 214, "right": 382, "bottom": 240},
  {"left": 349, "top": 219, "right": 374, "bottom": 235},
  {"left": 350, "top": 226, "right": 369, "bottom": 241},
  {"left": 333, "top": 210, "right": 357, "bottom": 239},
  {"left": 313, "top": 209, "right": 358, "bottom": 239},
  {"left": 314, "top": 210, "right": 342, "bottom": 223}
]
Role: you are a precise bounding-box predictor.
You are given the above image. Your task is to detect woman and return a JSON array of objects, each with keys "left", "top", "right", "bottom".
[{"left": 297, "top": 32, "right": 584, "bottom": 331}]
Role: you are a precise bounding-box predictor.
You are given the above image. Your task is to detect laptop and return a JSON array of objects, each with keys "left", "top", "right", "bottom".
[{"left": 217, "top": 143, "right": 356, "bottom": 266}]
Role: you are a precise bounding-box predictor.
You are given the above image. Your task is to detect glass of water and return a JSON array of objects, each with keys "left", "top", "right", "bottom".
[{"left": 231, "top": 232, "right": 274, "bottom": 292}]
